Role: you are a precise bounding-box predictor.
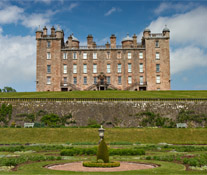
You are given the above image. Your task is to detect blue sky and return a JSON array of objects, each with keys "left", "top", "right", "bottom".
[{"left": 0, "top": 0, "right": 207, "bottom": 91}]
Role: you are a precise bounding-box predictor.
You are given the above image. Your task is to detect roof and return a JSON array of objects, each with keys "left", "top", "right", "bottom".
[
  {"left": 144, "top": 28, "right": 151, "bottom": 32},
  {"left": 122, "top": 34, "right": 133, "bottom": 42},
  {"left": 56, "top": 25, "right": 62, "bottom": 32},
  {"left": 71, "top": 34, "right": 79, "bottom": 42},
  {"left": 163, "top": 25, "right": 170, "bottom": 32},
  {"left": 36, "top": 25, "right": 42, "bottom": 32}
]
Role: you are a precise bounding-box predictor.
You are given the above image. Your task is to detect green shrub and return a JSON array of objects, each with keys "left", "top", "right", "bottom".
[
  {"left": 97, "top": 139, "right": 109, "bottom": 163},
  {"left": 41, "top": 114, "right": 60, "bottom": 127},
  {"left": 83, "top": 161, "right": 120, "bottom": 167}
]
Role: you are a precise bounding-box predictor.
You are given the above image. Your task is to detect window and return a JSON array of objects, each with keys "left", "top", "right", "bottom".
[
  {"left": 47, "top": 41, "right": 51, "bottom": 48},
  {"left": 73, "top": 52, "right": 77, "bottom": 59},
  {"left": 139, "top": 52, "right": 143, "bottom": 59},
  {"left": 47, "top": 76, "right": 51, "bottom": 84},
  {"left": 47, "top": 65, "right": 51, "bottom": 73},
  {"left": 107, "top": 64, "right": 110, "bottom": 73},
  {"left": 83, "top": 77, "right": 87, "bottom": 84},
  {"left": 128, "top": 76, "right": 132, "bottom": 84},
  {"left": 157, "top": 88, "right": 160, "bottom": 91},
  {"left": 83, "top": 64, "right": 87, "bottom": 73},
  {"left": 140, "top": 76, "right": 143, "bottom": 85},
  {"left": 64, "top": 77, "right": 67, "bottom": 83},
  {"left": 73, "top": 77, "right": 77, "bottom": 85},
  {"left": 139, "top": 63, "right": 143, "bottom": 73},
  {"left": 93, "top": 53, "right": 97, "bottom": 59},
  {"left": 117, "top": 52, "right": 121, "bottom": 59},
  {"left": 73, "top": 64, "right": 77, "bottom": 74},
  {"left": 107, "top": 52, "right": 110, "bottom": 59},
  {"left": 94, "top": 77, "right": 97, "bottom": 84},
  {"left": 118, "top": 64, "right": 121, "bottom": 73},
  {"left": 128, "top": 52, "right": 131, "bottom": 59},
  {"left": 63, "top": 53, "right": 67, "bottom": 59},
  {"left": 47, "top": 52, "right": 51, "bottom": 59},
  {"left": 83, "top": 52, "right": 87, "bottom": 59},
  {"left": 156, "top": 64, "right": 160, "bottom": 72},
  {"left": 155, "top": 40, "right": 159, "bottom": 47},
  {"left": 93, "top": 64, "right": 97, "bottom": 73},
  {"left": 107, "top": 76, "right": 111, "bottom": 84},
  {"left": 128, "top": 63, "right": 132, "bottom": 73},
  {"left": 118, "top": 76, "right": 122, "bottom": 84},
  {"left": 63, "top": 64, "right": 67, "bottom": 74},
  {"left": 156, "top": 52, "right": 160, "bottom": 60},
  {"left": 156, "top": 75, "right": 160, "bottom": 84}
]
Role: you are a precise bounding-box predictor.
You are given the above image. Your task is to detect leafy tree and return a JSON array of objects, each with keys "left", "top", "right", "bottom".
[
  {"left": 97, "top": 139, "right": 109, "bottom": 163},
  {"left": 2, "top": 86, "right": 16, "bottom": 92},
  {"left": 0, "top": 104, "right": 12, "bottom": 126},
  {"left": 41, "top": 114, "right": 60, "bottom": 127},
  {"left": 0, "top": 89, "right": 1, "bottom": 92}
]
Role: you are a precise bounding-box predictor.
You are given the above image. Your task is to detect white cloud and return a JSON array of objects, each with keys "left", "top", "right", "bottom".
[
  {"left": 0, "top": 5, "right": 24, "bottom": 24},
  {"left": 154, "top": 2, "right": 196, "bottom": 15},
  {"left": 34, "top": 0, "right": 52, "bottom": 4},
  {"left": 104, "top": 7, "right": 121, "bottom": 16},
  {"left": 171, "top": 46, "right": 207, "bottom": 74},
  {"left": 0, "top": 27, "right": 2, "bottom": 34},
  {"left": 0, "top": 34, "right": 36, "bottom": 90},
  {"left": 68, "top": 3, "right": 79, "bottom": 12}
]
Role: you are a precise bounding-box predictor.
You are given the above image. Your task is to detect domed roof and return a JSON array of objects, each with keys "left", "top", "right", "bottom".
[
  {"left": 144, "top": 28, "right": 151, "bottom": 32},
  {"left": 56, "top": 25, "right": 62, "bottom": 32},
  {"left": 122, "top": 34, "right": 133, "bottom": 42},
  {"left": 36, "top": 25, "right": 42, "bottom": 32},
  {"left": 163, "top": 25, "right": 170, "bottom": 32},
  {"left": 71, "top": 34, "right": 79, "bottom": 42}
]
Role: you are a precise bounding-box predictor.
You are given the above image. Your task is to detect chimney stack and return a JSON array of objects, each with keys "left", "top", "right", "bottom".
[
  {"left": 110, "top": 34, "right": 116, "bottom": 48},
  {"left": 87, "top": 34, "right": 93, "bottom": 48}
]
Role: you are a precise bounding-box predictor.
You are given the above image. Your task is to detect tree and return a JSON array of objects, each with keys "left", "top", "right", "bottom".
[
  {"left": 41, "top": 114, "right": 60, "bottom": 127},
  {"left": 97, "top": 138, "right": 109, "bottom": 163},
  {"left": 2, "top": 86, "right": 16, "bottom": 92}
]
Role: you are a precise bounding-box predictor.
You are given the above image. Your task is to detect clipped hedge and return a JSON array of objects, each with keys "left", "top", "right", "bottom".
[
  {"left": 60, "top": 147, "right": 145, "bottom": 156},
  {"left": 83, "top": 161, "right": 120, "bottom": 168}
]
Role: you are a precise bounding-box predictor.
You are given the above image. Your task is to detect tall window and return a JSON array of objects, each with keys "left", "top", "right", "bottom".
[
  {"left": 117, "top": 64, "right": 121, "bottom": 73},
  {"left": 155, "top": 40, "right": 159, "bottom": 47},
  {"left": 47, "top": 52, "right": 51, "bottom": 59},
  {"left": 93, "top": 64, "right": 97, "bottom": 73},
  {"left": 156, "top": 52, "right": 160, "bottom": 60},
  {"left": 156, "top": 75, "right": 160, "bottom": 84},
  {"left": 93, "top": 53, "right": 97, "bottom": 59},
  {"left": 73, "top": 52, "right": 77, "bottom": 59},
  {"left": 47, "top": 65, "right": 51, "bottom": 73},
  {"left": 47, "top": 76, "right": 51, "bottom": 84},
  {"left": 139, "top": 63, "right": 143, "bottom": 73},
  {"left": 83, "top": 64, "right": 87, "bottom": 73},
  {"left": 83, "top": 52, "right": 87, "bottom": 59},
  {"left": 128, "top": 76, "right": 132, "bottom": 84},
  {"left": 73, "top": 77, "right": 77, "bottom": 85},
  {"left": 139, "top": 52, "right": 143, "bottom": 59},
  {"left": 107, "top": 52, "right": 110, "bottom": 59},
  {"left": 47, "top": 41, "right": 51, "bottom": 48},
  {"left": 107, "top": 76, "right": 111, "bottom": 84},
  {"left": 63, "top": 53, "right": 67, "bottom": 59},
  {"left": 117, "top": 52, "right": 121, "bottom": 59},
  {"left": 140, "top": 76, "right": 143, "bottom": 85},
  {"left": 94, "top": 77, "right": 97, "bottom": 84},
  {"left": 107, "top": 64, "right": 111, "bottom": 73},
  {"left": 63, "top": 64, "right": 67, "bottom": 74},
  {"left": 64, "top": 77, "right": 67, "bottom": 83},
  {"left": 128, "top": 52, "right": 131, "bottom": 59},
  {"left": 128, "top": 63, "right": 132, "bottom": 73},
  {"left": 118, "top": 76, "right": 122, "bottom": 84},
  {"left": 156, "top": 64, "right": 160, "bottom": 72},
  {"left": 83, "top": 77, "right": 87, "bottom": 84},
  {"left": 73, "top": 64, "right": 77, "bottom": 74}
]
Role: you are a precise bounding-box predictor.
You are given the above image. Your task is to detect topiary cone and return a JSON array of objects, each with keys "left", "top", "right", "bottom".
[{"left": 97, "top": 138, "right": 109, "bottom": 163}]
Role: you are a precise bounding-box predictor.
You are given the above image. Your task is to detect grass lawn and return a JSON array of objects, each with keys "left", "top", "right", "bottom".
[
  {"left": 1, "top": 128, "right": 207, "bottom": 144},
  {"left": 0, "top": 90, "right": 207, "bottom": 98}
]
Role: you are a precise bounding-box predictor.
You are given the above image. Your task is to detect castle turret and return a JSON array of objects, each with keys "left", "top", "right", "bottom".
[
  {"left": 43, "top": 26, "right": 47, "bottom": 36},
  {"left": 51, "top": 26, "right": 55, "bottom": 37},
  {"left": 36, "top": 26, "right": 42, "bottom": 39},
  {"left": 122, "top": 34, "right": 133, "bottom": 48},
  {"left": 55, "top": 25, "right": 63, "bottom": 39},
  {"left": 110, "top": 34, "right": 116, "bottom": 49},
  {"left": 143, "top": 28, "right": 151, "bottom": 38},
  {"left": 162, "top": 25, "right": 170, "bottom": 38}
]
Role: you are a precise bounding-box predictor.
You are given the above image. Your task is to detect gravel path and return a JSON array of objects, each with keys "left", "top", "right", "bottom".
[{"left": 47, "top": 162, "right": 157, "bottom": 172}]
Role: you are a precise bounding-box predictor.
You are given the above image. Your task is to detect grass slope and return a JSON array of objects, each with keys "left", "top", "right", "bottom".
[
  {"left": 0, "top": 90, "right": 207, "bottom": 98},
  {"left": 1, "top": 128, "right": 207, "bottom": 144}
]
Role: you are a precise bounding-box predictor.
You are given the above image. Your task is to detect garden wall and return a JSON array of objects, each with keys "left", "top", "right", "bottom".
[{"left": 0, "top": 99, "right": 207, "bottom": 127}]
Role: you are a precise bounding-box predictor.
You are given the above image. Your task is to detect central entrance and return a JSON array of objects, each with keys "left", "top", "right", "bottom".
[{"left": 97, "top": 72, "right": 108, "bottom": 91}]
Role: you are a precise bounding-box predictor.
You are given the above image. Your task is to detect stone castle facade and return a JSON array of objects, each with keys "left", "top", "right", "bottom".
[{"left": 36, "top": 26, "right": 170, "bottom": 91}]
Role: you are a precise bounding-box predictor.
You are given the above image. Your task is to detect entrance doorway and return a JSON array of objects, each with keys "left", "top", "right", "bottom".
[
  {"left": 100, "top": 86, "right": 105, "bottom": 90},
  {"left": 61, "top": 88, "right": 68, "bottom": 91},
  {"left": 139, "top": 87, "right": 146, "bottom": 91}
]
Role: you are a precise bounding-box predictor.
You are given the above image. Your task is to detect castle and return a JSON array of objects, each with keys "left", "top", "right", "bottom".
[{"left": 36, "top": 26, "right": 170, "bottom": 91}]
